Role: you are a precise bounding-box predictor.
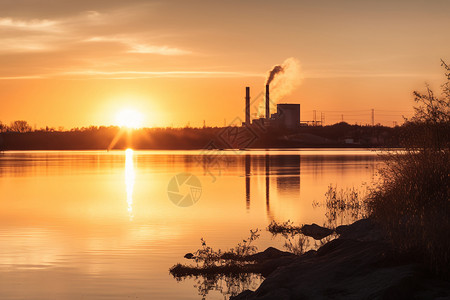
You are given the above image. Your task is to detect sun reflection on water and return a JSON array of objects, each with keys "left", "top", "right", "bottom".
[{"left": 125, "top": 148, "right": 135, "bottom": 220}]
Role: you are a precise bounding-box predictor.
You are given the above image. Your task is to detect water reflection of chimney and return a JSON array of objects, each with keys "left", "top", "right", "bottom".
[
  {"left": 275, "top": 155, "right": 301, "bottom": 194},
  {"left": 245, "top": 154, "right": 251, "bottom": 210},
  {"left": 265, "top": 154, "right": 271, "bottom": 217}
]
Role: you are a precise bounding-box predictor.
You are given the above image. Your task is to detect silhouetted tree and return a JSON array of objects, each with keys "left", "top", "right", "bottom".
[
  {"left": 9, "top": 120, "right": 32, "bottom": 133},
  {"left": 407, "top": 60, "right": 450, "bottom": 150},
  {"left": 0, "top": 121, "right": 8, "bottom": 133}
]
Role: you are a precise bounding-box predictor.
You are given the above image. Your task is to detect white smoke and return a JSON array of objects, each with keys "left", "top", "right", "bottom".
[
  {"left": 267, "top": 57, "right": 302, "bottom": 103},
  {"left": 254, "top": 58, "right": 302, "bottom": 118}
]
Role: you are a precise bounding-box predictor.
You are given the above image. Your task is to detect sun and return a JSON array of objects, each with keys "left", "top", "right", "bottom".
[{"left": 115, "top": 108, "right": 144, "bottom": 129}]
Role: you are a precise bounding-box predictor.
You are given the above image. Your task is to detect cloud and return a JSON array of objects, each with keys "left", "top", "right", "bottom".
[
  {"left": 0, "top": 17, "right": 58, "bottom": 31},
  {"left": 0, "top": 75, "right": 45, "bottom": 80},
  {"left": 0, "top": 7, "right": 193, "bottom": 78},
  {"left": 85, "top": 36, "right": 190, "bottom": 55},
  {"left": 128, "top": 44, "right": 189, "bottom": 55},
  {"left": 303, "top": 70, "right": 439, "bottom": 79},
  {"left": 31, "top": 70, "right": 263, "bottom": 79},
  {"left": 0, "top": 13, "right": 190, "bottom": 55}
]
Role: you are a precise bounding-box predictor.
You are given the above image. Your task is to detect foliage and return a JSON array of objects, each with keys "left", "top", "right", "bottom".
[
  {"left": 170, "top": 229, "right": 261, "bottom": 299},
  {"left": 228, "top": 229, "right": 261, "bottom": 258},
  {"left": 0, "top": 121, "right": 7, "bottom": 133},
  {"left": 267, "top": 220, "right": 310, "bottom": 255},
  {"left": 191, "top": 229, "right": 260, "bottom": 268},
  {"left": 9, "top": 120, "right": 32, "bottom": 133},
  {"left": 173, "top": 229, "right": 260, "bottom": 273},
  {"left": 267, "top": 220, "right": 302, "bottom": 237},
  {"left": 368, "top": 61, "right": 450, "bottom": 276},
  {"left": 322, "top": 185, "right": 369, "bottom": 228},
  {"left": 283, "top": 235, "right": 310, "bottom": 256}
]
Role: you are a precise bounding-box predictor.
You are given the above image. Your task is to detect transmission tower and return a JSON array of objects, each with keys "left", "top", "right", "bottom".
[{"left": 371, "top": 109, "right": 374, "bottom": 126}]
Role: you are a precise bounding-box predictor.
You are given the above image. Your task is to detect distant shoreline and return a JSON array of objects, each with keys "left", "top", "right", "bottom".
[
  {"left": 0, "top": 122, "right": 401, "bottom": 151},
  {"left": 0, "top": 146, "right": 388, "bottom": 151}
]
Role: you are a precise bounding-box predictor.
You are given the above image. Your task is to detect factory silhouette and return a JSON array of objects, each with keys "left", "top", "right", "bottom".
[{"left": 243, "top": 84, "right": 300, "bottom": 130}]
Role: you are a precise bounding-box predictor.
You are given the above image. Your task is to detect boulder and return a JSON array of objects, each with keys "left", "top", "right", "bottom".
[{"left": 301, "top": 223, "right": 334, "bottom": 240}]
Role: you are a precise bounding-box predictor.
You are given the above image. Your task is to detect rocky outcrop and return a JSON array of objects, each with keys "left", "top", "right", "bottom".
[
  {"left": 232, "top": 219, "right": 450, "bottom": 300},
  {"left": 300, "top": 223, "right": 334, "bottom": 240}
]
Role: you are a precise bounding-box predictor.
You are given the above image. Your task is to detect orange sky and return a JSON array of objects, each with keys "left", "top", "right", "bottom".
[{"left": 0, "top": 0, "right": 449, "bottom": 128}]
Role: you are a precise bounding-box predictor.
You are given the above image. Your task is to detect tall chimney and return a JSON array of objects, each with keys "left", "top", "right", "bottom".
[
  {"left": 245, "top": 87, "right": 250, "bottom": 125},
  {"left": 265, "top": 84, "right": 270, "bottom": 119}
]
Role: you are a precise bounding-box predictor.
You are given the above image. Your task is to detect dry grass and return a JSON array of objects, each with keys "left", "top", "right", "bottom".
[
  {"left": 368, "top": 149, "right": 449, "bottom": 275},
  {"left": 368, "top": 61, "right": 450, "bottom": 276}
]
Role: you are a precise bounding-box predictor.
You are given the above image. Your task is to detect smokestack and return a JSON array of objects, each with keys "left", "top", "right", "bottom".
[
  {"left": 265, "top": 84, "right": 270, "bottom": 119},
  {"left": 245, "top": 87, "right": 250, "bottom": 125}
]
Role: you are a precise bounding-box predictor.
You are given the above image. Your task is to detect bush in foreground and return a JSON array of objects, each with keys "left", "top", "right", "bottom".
[{"left": 368, "top": 60, "right": 450, "bottom": 276}]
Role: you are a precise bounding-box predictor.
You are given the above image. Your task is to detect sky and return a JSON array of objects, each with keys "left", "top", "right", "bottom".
[{"left": 0, "top": 0, "right": 449, "bottom": 128}]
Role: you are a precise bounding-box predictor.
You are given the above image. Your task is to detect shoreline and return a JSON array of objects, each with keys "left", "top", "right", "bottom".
[
  {"left": 231, "top": 219, "right": 450, "bottom": 299},
  {"left": 0, "top": 146, "right": 388, "bottom": 151}
]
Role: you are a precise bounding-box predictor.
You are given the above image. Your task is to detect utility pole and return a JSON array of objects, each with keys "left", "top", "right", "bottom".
[
  {"left": 341, "top": 114, "right": 344, "bottom": 123},
  {"left": 321, "top": 112, "right": 325, "bottom": 126},
  {"left": 371, "top": 109, "right": 374, "bottom": 126},
  {"left": 313, "top": 110, "right": 316, "bottom": 126}
]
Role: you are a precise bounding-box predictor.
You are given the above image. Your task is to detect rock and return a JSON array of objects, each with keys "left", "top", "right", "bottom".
[
  {"left": 301, "top": 223, "right": 334, "bottom": 240},
  {"left": 247, "top": 247, "right": 295, "bottom": 261},
  {"left": 184, "top": 253, "right": 194, "bottom": 259},
  {"left": 232, "top": 218, "right": 450, "bottom": 300},
  {"left": 258, "top": 256, "right": 297, "bottom": 277},
  {"left": 336, "top": 218, "right": 384, "bottom": 241}
]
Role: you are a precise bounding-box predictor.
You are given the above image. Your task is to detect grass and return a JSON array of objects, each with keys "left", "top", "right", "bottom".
[
  {"left": 368, "top": 61, "right": 450, "bottom": 277},
  {"left": 368, "top": 149, "right": 449, "bottom": 275},
  {"left": 169, "top": 229, "right": 263, "bottom": 299},
  {"left": 170, "top": 229, "right": 261, "bottom": 277},
  {"left": 322, "top": 185, "right": 369, "bottom": 228},
  {"left": 267, "top": 220, "right": 302, "bottom": 236}
]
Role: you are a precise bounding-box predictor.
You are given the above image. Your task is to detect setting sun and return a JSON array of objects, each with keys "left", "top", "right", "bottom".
[{"left": 115, "top": 109, "right": 144, "bottom": 129}]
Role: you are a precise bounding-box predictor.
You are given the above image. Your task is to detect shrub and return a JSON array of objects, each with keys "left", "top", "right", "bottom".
[{"left": 368, "top": 60, "right": 450, "bottom": 276}]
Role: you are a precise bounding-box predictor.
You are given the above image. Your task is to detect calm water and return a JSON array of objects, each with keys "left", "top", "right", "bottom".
[{"left": 0, "top": 149, "right": 380, "bottom": 299}]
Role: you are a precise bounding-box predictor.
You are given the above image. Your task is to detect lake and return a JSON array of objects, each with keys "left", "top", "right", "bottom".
[{"left": 0, "top": 149, "right": 381, "bottom": 299}]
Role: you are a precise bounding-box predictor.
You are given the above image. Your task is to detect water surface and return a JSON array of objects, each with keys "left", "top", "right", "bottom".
[{"left": 0, "top": 149, "right": 380, "bottom": 299}]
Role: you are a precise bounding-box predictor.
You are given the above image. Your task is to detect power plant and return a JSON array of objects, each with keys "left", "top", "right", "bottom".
[{"left": 243, "top": 84, "right": 300, "bottom": 130}]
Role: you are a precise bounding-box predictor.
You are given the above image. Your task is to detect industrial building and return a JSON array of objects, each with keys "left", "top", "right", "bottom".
[{"left": 243, "top": 84, "right": 300, "bottom": 130}]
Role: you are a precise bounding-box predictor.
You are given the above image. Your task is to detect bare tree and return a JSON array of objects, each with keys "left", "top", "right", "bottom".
[
  {"left": 409, "top": 59, "right": 450, "bottom": 150},
  {"left": 0, "top": 121, "right": 8, "bottom": 133},
  {"left": 9, "top": 120, "right": 32, "bottom": 133}
]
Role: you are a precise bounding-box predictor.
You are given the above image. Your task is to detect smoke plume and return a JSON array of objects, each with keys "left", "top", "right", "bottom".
[
  {"left": 265, "top": 57, "right": 302, "bottom": 103},
  {"left": 266, "top": 65, "right": 284, "bottom": 85}
]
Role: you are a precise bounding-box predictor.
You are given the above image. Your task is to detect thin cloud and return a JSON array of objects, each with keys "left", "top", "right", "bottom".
[
  {"left": 59, "top": 70, "right": 264, "bottom": 79},
  {"left": 0, "top": 36, "right": 65, "bottom": 52},
  {"left": 0, "top": 70, "right": 263, "bottom": 80},
  {"left": 0, "top": 12, "right": 191, "bottom": 56},
  {"left": 128, "top": 44, "right": 189, "bottom": 55},
  {"left": 85, "top": 36, "right": 190, "bottom": 55},
  {"left": 0, "top": 75, "right": 45, "bottom": 80},
  {"left": 303, "top": 70, "right": 440, "bottom": 79},
  {"left": 0, "top": 17, "right": 58, "bottom": 31}
]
